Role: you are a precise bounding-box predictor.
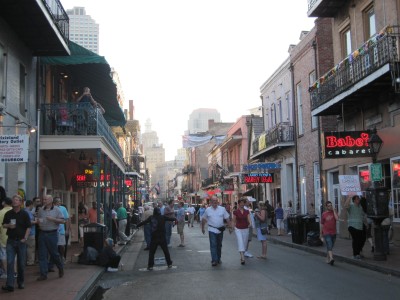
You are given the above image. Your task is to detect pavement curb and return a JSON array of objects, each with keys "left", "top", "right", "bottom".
[
  {"left": 268, "top": 236, "right": 400, "bottom": 278},
  {"left": 74, "top": 230, "right": 138, "bottom": 300}
]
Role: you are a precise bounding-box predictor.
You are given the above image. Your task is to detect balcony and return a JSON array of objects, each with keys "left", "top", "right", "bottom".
[
  {"left": 307, "top": 0, "right": 347, "bottom": 18},
  {"left": 310, "top": 26, "right": 400, "bottom": 116},
  {"left": 202, "top": 177, "right": 215, "bottom": 188},
  {"left": 40, "top": 103, "right": 123, "bottom": 159},
  {"left": 251, "top": 123, "right": 294, "bottom": 159},
  {"left": 1, "top": 0, "right": 69, "bottom": 55},
  {"left": 182, "top": 166, "right": 195, "bottom": 174}
]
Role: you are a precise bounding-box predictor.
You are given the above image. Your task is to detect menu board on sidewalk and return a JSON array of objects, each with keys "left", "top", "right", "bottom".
[{"left": 0, "top": 134, "right": 29, "bottom": 163}]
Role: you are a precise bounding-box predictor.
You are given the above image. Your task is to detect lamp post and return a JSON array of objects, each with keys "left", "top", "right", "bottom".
[
  {"left": 366, "top": 129, "right": 387, "bottom": 261},
  {"left": 368, "top": 129, "right": 383, "bottom": 163}
]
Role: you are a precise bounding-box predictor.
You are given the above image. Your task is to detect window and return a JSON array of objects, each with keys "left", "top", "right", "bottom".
[
  {"left": 313, "top": 162, "right": 321, "bottom": 217},
  {"left": 19, "top": 64, "right": 26, "bottom": 116},
  {"left": 296, "top": 83, "right": 304, "bottom": 135},
  {"left": 342, "top": 28, "right": 352, "bottom": 57},
  {"left": 0, "top": 44, "right": 5, "bottom": 105},
  {"left": 278, "top": 98, "right": 282, "bottom": 123},
  {"left": 309, "top": 71, "right": 319, "bottom": 129},
  {"left": 391, "top": 157, "right": 400, "bottom": 221},
  {"left": 285, "top": 92, "right": 291, "bottom": 123},
  {"left": 299, "top": 165, "right": 306, "bottom": 214},
  {"left": 364, "top": 5, "right": 376, "bottom": 39}
]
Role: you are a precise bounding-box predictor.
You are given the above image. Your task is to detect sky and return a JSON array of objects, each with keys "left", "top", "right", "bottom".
[{"left": 61, "top": 0, "right": 315, "bottom": 160}]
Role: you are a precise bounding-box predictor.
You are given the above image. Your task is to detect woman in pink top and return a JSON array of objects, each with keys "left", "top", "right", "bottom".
[
  {"left": 232, "top": 198, "right": 251, "bottom": 265},
  {"left": 320, "top": 201, "right": 339, "bottom": 265}
]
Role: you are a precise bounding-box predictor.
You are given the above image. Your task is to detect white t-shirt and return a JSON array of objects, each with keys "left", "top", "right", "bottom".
[{"left": 202, "top": 205, "right": 230, "bottom": 234}]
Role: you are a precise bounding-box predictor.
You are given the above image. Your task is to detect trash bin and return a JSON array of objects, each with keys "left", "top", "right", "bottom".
[
  {"left": 289, "top": 214, "right": 306, "bottom": 244},
  {"left": 83, "top": 223, "right": 106, "bottom": 252}
]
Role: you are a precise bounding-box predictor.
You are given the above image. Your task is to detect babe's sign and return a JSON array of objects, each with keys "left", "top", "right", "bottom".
[{"left": 323, "top": 131, "right": 372, "bottom": 159}]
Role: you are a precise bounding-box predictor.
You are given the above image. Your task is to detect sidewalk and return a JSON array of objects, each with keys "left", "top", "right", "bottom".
[
  {"left": 0, "top": 232, "right": 135, "bottom": 300},
  {"left": 267, "top": 228, "right": 400, "bottom": 277}
]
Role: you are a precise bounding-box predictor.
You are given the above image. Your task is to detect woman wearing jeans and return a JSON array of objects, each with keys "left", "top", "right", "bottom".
[{"left": 320, "top": 201, "right": 338, "bottom": 265}]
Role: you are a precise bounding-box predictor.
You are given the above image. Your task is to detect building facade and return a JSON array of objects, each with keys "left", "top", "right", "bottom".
[{"left": 308, "top": 0, "right": 400, "bottom": 239}]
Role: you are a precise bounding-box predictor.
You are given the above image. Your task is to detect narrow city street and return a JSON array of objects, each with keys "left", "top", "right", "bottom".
[{"left": 91, "top": 223, "right": 400, "bottom": 300}]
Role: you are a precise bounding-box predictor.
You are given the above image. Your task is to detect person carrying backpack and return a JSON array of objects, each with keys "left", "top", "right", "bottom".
[{"left": 137, "top": 207, "right": 176, "bottom": 270}]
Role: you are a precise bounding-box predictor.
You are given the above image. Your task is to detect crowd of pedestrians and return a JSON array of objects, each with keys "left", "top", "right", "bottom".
[{"left": 0, "top": 193, "right": 68, "bottom": 292}]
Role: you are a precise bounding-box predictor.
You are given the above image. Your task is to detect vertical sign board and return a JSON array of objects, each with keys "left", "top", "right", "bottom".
[
  {"left": 370, "top": 163, "right": 383, "bottom": 182},
  {"left": 338, "top": 175, "right": 362, "bottom": 196},
  {"left": 0, "top": 135, "right": 29, "bottom": 163}
]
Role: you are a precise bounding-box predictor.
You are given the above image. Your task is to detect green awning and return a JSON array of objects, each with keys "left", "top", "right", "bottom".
[{"left": 41, "top": 41, "right": 126, "bottom": 127}]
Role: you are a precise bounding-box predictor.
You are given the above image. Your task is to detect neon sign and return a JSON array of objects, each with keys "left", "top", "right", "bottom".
[
  {"left": 242, "top": 173, "right": 273, "bottom": 184},
  {"left": 324, "top": 131, "right": 372, "bottom": 159}
]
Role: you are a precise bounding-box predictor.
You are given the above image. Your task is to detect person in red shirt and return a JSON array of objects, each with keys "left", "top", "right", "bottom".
[
  {"left": 232, "top": 198, "right": 251, "bottom": 265},
  {"left": 320, "top": 201, "right": 339, "bottom": 265}
]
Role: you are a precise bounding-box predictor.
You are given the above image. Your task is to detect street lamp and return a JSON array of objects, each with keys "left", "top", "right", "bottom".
[
  {"left": 366, "top": 129, "right": 387, "bottom": 261},
  {"left": 368, "top": 129, "right": 383, "bottom": 163}
]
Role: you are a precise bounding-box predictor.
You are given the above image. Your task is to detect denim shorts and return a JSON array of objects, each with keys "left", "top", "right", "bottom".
[{"left": 323, "top": 234, "right": 336, "bottom": 251}]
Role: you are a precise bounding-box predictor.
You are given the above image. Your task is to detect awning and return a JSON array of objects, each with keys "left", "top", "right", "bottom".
[
  {"left": 242, "top": 188, "right": 255, "bottom": 196},
  {"left": 41, "top": 41, "right": 126, "bottom": 127}
]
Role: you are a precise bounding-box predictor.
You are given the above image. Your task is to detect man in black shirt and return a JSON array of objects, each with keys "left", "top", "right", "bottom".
[{"left": 1, "top": 195, "right": 31, "bottom": 292}]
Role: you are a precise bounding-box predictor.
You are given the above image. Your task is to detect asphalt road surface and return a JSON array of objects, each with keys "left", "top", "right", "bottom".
[{"left": 92, "top": 222, "right": 400, "bottom": 300}]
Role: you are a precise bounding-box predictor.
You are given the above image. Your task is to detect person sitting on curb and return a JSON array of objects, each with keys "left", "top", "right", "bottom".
[{"left": 98, "top": 238, "right": 121, "bottom": 272}]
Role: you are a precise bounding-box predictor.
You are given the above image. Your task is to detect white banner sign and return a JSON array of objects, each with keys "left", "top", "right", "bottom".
[
  {"left": 0, "top": 135, "right": 29, "bottom": 163},
  {"left": 338, "top": 175, "right": 362, "bottom": 196}
]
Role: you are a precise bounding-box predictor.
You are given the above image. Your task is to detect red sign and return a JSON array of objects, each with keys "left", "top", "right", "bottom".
[
  {"left": 324, "top": 131, "right": 372, "bottom": 159},
  {"left": 243, "top": 174, "right": 273, "bottom": 184}
]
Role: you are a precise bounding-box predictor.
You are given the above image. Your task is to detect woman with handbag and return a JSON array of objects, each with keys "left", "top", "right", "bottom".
[
  {"left": 254, "top": 201, "right": 268, "bottom": 259},
  {"left": 232, "top": 198, "right": 251, "bottom": 265}
]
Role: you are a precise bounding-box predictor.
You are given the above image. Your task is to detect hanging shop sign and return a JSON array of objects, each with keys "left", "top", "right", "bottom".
[
  {"left": 242, "top": 173, "right": 274, "bottom": 184},
  {"left": 243, "top": 163, "right": 281, "bottom": 171},
  {"left": 323, "top": 131, "right": 372, "bottom": 159},
  {"left": 0, "top": 134, "right": 29, "bottom": 163}
]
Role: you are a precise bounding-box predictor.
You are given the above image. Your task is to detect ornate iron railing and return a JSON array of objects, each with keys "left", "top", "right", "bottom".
[
  {"left": 42, "top": 0, "right": 69, "bottom": 44},
  {"left": 310, "top": 26, "right": 400, "bottom": 110},
  {"left": 40, "top": 103, "right": 123, "bottom": 158},
  {"left": 252, "top": 123, "right": 294, "bottom": 156},
  {"left": 202, "top": 177, "right": 215, "bottom": 188}
]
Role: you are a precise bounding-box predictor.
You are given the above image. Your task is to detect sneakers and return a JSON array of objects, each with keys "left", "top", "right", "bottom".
[
  {"left": 168, "top": 264, "right": 173, "bottom": 269},
  {"left": 107, "top": 267, "right": 119, "bottom": 272},
  {"left": 211, "top": 261, "right": 218, "bottom": 267},
  {"left": 0, "top": 274, "right": 7, "bottom": 279},
  {"left": 147, "top": 267, "right": 153, "bottom": 271},
  {"left": 353, "top": 255, "right": 362, "bottom": 260},
  {"left": 244, "top": 251, "right": 253, "bottom": 258},
  {"left": 178, "top": 244, "right": 185, "bottom": 247},
  {"left": 58, "top": 268, "right": 64, "bottom": 278}
]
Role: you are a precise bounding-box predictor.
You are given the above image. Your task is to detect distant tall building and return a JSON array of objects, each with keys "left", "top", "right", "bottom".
[
  {"left": 66, "top": 7, "right": 99, "bottom": 54},
  {"left": 188, "top": 108, "right": 221, "bottom": 134},
  {"left": 142, "top": 119, "right": 165, "bottom": 184}
]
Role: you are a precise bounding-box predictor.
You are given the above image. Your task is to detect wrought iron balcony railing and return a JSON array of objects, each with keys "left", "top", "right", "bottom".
[
  {"left": 182, "top": 166, "right": 195, "bottom": 174},
  {"left": 310, "top": 26, "right": 400, "bottom": 111},
  {"left": 307, "top": 0, "right": 346, "bottom": 17},
  {"left": 41, "top": 103, "right": 123, "bottom": 158},
  {"left": 42, "top": 0, "right": 69, "bottom": 43},
  {"left": 252, "top": 123, "right": 294, "bottom": 156},
  {"left": 202, "top": 177, "right": 215, "bottom": 188}
]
